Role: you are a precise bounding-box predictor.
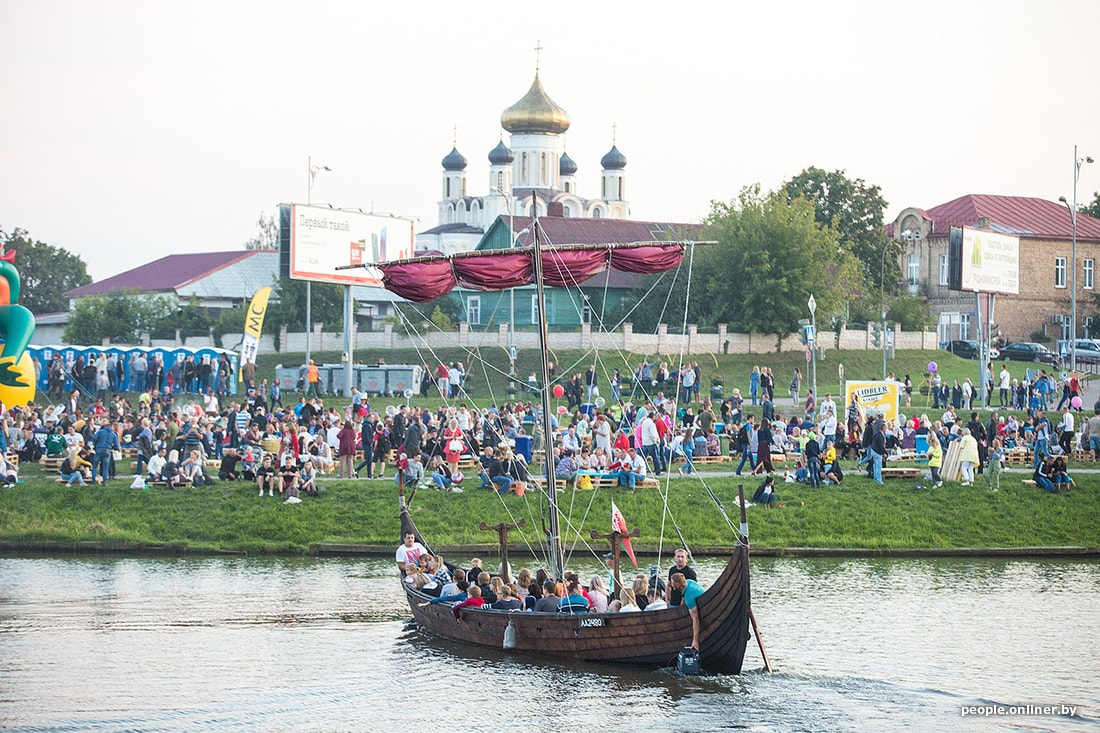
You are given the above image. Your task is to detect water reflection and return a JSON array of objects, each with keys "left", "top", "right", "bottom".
[{"left": 0, "top": 555, "right": 1097, "bottom": 732}]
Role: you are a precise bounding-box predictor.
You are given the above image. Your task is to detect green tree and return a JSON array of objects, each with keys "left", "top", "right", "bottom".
[
  {"left": 151, "top": 294, "right": 212, "bottom": 339},
  {"left": 887, "top": 294, "right": 933, "bottom": 332},
  {"left": 0, "top": 227, "right": 91, "bottom": 314},
  {"left": 700, "top": 185, "right": 864, "bottom": 345},
  {"left": 781, "top": 167, "right": 898, "bottom": 292},
  {"left": 388, "top": 294, "right": 462, "bottom": 334},
  {"left": 1083, "top": 191, "right": 1100, "bottom": 220},
  {"left": 243, "top": 212, "right": 279, "bottom": 250},
  {"left": 63, "top": 290, "right": 175, "bottom": 345},
  {"left": 265, "top": 277, "right": 344, "bottom": 333}
]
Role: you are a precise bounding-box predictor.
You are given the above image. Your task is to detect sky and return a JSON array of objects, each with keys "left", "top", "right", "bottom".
[{"left": 1, "top": 0, "right": 1098, "bottom": 282}]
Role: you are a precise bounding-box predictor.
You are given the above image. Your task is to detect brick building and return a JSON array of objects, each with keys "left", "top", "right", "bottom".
[{"left": 889, "top": 194, "right": 1100, "bottom": 345}]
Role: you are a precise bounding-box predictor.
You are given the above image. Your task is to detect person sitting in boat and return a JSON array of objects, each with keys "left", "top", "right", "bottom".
[
  {"left": 557, "top": 580, "right": 589, "bottom": 614},
  {"left": 587, "top": 575, "right": 610, "bottom": 613},
  {"left": 533, "top": 580, "right": 561, "bottom": 612},
  {"left": 418, "top": 579, "right": 469, "bottom": 607},
  {"left": 396, "top": 530, "right": 428, "bottom": 574},
  {"left": 490, "top": 584, "right": 523, "bottom": 611},
  {"left": 617, "top": 447, "right": 648, "bottom": 492},
  {"left": 451, "top": 584, "right": 486, "bottom": 619},
  {"left": 670, "top": 572, "right": 706, "bottom": 650},
  {"left": 429, "top": 555, "right": 452, "bottom": 588},
  {"left": 632, "top": 575, "right": 651, "bottom": 610},
  {"left": 617, "top": 588, "right": 640, "bottom": 612},
  {"left": 439, "top": 568, "right": 465, "bottom": 598},
  {"left": 413, "top": 572, "right": 441, "bottom": 597},
  {"left": 645, "top": 587, "right": 668, "bottom": 611},
  {"left": 666, "top": 548, "right": 697, "bottom": 606},
  {"left": 474, "top": 571, "right": 497, "bottom": 605}
]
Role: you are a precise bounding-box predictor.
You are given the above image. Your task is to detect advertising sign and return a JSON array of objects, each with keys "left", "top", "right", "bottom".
[
  {"left": 959, "top": 227, "right": 1020, "bottom": 295},
  {"left": 844, "top": 380, "right": 901, "bottom": 423},
  {"left": 285, "top": 204, "right": 415, "bottom": 286}
]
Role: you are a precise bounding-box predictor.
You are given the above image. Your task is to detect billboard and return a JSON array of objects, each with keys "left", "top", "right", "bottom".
[
  {"left": 951, "top": 226, "right": 1020, "bottom": 295},
  {"left": 844, "top": 380, "right": 900, "bottom": 424},
  {"left": 281, "top": 204, "right": 415, "bottom": 286}
]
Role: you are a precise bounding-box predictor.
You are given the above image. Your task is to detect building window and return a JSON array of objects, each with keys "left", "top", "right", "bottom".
[
  {"left": 602, "top": 178, "right": 607, "bottom": 199},
  {"left": 521, "top": 153, "right": 528, "bottom": 183},
  {"left": 530, "top": 294, "right": 539, "bottom": 325},
  {"left": 1085, "top": 317, "right": 1095, "bottom": 339},
  {"left": 466, "top": 296, "right": 481, "bottom": 325},
  {"left": 592, "top": 207, "right": 602, "bottom": 218},
  {"left": 540, "top": 153, "right": 548, "bottom": 185},
  {"left": 582, "top": 302, "right": 592, "bottom": 323},
  {"left": 1056, "top": 257, "right": 1067, "bottom": 288},
  {"left": 960, "top": 314, "right": 970, "bottom": 340},
  {"left": 562, "top": 205, "right": 571, "bottom": 217},
  {"left": 907, "top": 253, "right": 920, "bottom": 294},
  {"left": 939, "top": 254, "right": 949, "bottom": 286},
  {"left": 496, "top": 171, "right": 503, "bottom": 192},
  {"left": 1060, "top": 315, "right": 1071, "bottom": 342},
  {"left": 445, "top": 178, "right": 450, "bottom": 199},
  {"left": 618, "top": 176, "right": 624, "bottom": 201},
  {"left": 1085, "top": 259, "right": 1095, "bottom": 290}
]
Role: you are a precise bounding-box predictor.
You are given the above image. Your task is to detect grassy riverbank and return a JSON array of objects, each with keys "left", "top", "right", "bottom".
[{"left": 1, "top": 461, "right": 1097, "bottom": 556}]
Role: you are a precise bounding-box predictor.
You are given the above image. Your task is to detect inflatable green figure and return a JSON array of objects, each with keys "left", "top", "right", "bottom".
[{"left": 0, "top": 249, "right": 37, "bottom": 391}]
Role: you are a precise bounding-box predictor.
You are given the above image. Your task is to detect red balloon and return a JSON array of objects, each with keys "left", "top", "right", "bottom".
[{"left": 552, "top": 384, "right": 565, "bottom": 398}]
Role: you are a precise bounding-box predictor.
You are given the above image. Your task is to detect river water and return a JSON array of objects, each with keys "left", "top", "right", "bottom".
[{"left": 0, "top": 554, "right": 1096, "bottom": 732}]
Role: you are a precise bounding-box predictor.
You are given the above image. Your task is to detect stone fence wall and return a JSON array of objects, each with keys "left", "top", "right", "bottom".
[{"left": 154, "top": 323, "right": 938, "bottom": 355}]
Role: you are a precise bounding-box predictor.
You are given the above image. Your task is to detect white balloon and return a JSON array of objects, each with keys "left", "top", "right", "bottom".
[
  {"left": 594, "top": 396, "right": 606, "bottom": 408},
  {"left": 404, "top": 388, "right": 414, "bottom": 399},
  {"left": 385, "top": 405, "right": 397, "bottom": 417}
]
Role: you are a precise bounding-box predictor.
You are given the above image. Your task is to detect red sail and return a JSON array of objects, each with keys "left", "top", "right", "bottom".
[{"left": 377, "top": 243, "right": 685, "bottom": 303}]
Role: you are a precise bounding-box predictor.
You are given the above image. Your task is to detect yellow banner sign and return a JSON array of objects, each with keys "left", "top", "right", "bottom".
[
  {"left": 239, "top": 286, "right": 272, "bottom": 368},
  {"left": 844, "top": 380, "right": 900, "bottom": 424}
]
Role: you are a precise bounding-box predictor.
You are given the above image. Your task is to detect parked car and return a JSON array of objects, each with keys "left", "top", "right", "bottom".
[
  {"left": 944, "top": 340, "right": 1000, "bottom": 360},
  {"left": 999, "top": 342, "right": 1060, "bottom": 365},
  {"left": 1068, "top": 339, "right": 1100, "bottom": 364}
]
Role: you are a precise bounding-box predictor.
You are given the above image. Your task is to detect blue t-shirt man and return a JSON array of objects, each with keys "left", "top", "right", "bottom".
[{"left": 682, "top": 578, "right": 705, "bottom": 610}]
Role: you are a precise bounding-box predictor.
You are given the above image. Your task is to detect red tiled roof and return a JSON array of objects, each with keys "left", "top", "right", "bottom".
[
  {"left": 918, "top": 194, "right": 1100, "bottom": 241},
  {"left": 65, "top": 250, "right": 271, "bottom": 298}
]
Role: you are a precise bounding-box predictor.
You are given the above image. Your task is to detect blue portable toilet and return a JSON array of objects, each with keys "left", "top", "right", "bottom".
[{"left": 515, "top": 434, "right": 533, "bottom": 463}]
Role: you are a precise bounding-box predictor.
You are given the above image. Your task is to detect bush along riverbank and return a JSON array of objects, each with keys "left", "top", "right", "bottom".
[{"left": 1, "top": 459, "right": 1098, "bottom": 556}]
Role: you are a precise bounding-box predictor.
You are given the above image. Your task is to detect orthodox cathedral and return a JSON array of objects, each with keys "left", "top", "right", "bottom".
[{"left": 416, "top": 70, "right": 629, "bottom": 255}]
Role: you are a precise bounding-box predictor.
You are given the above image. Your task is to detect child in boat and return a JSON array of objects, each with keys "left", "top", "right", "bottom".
[{"left": 452, "top": 584, "right": 485, "bottom": 618}]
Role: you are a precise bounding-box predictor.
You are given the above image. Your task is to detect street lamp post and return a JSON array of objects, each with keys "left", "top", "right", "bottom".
[
  {"left": 305, "top": 156, "right": 332, "bottom": 369},
  {"left": 1058, "top": 145, "right": 1095, "bottom": 372},
  {"left": 808, "top": 293, "right": 817, "bottom": 403},
  {"left": 880, "top": 238, "right": 893, "bottom": 380}
]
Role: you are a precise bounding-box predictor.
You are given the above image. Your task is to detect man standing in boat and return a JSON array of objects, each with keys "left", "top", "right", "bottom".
[
  {"left": 396, "top": 531, "right": 428, "bottom": 574},
  {"left": 667, "top": 548, "right": 697, "bottom": 606}
]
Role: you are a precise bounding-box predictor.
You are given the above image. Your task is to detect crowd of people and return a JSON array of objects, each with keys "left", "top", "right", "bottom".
[{"left": 6, "top": 352, "right": 1092, "bottom": 503}]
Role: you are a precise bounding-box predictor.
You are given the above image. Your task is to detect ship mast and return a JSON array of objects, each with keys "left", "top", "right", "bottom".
[{"left": 531, "top": 213, "right": 565, "bottom": 582}]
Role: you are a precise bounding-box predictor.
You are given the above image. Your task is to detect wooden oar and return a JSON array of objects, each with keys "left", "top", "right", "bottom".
[
  {"left": 739, "top": 484, "right": 773, "bottom": 673},
  {"left": 748, "top": 605, "right": 773, "bottom": 673}
]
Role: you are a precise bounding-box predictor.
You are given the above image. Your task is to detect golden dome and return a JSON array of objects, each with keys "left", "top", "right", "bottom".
[{"left": 500, "top": 73, "right": 570, "bottom": 135}]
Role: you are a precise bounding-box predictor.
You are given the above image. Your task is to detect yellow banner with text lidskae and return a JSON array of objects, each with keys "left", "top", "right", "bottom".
[{"left": 844, "top": 380, "right": 900, "bottom": 424}]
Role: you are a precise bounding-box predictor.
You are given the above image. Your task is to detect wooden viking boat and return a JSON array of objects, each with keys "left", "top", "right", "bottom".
[{"left": 362, "top": 218, "right": 755, "bottom": 673}]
